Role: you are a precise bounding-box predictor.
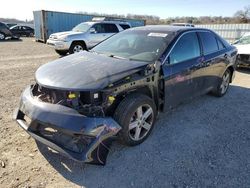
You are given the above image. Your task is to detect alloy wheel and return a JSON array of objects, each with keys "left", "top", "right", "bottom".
[
  {"left": 128, "top": 104, "right": 154, "bottom": 141},
  {"left": 0, "top": 33, "right": 5, "bottom": 40},
  {"left": 73, "top": 45, "right": 83, "bottom": 53},
  {"left": 220, "top": 71, "right": 230, "bottom": 94}
]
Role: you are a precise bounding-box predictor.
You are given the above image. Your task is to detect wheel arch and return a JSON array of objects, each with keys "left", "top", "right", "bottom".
[
  {"left": 70, "top": 40, "right": 87, "bottom": 49},
  {"left": 227, "top": 66, "right": 235, "bottom": 83}
]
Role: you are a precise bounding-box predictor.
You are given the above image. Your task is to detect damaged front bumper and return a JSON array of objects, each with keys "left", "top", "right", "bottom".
[
  {"left": 13, "top": 86, "right": 121, "bottom": 165},
  {"left": 237, "top": 54, "right": 250, "bottom": 67}
]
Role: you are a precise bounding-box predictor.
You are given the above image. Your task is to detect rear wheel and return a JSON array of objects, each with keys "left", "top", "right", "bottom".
[
  {"left": 69, "top": 41, "right": 86, "bottom": 54},
  {"left": 0, "top": 32, "right": 5, "bottom": 40},
  {"left": 213, "top": 69, "right": 231, "bottom": 97},
  {"left": 114, "top": 94, "right": 157, "bottom": 146},
  {"left": 55, "top": 50, "right": 68, "bottom": 56}
]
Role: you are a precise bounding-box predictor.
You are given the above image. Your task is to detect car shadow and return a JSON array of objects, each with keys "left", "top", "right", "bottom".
[
  {"left": 0, "top": 38, "right": 23, "bottom": 42},
  {"left": 37, "top": 85, "right": 250, "bottom": 187}
]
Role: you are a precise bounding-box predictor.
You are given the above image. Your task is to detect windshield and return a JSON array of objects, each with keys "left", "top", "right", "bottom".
[
  {"left": 72, "top": 22, "right": 92, "bottom": 32},
  {"left": 92, "top": 29, "right": 169, "bottom": 62},
  {"left": 234, "top": 35, "right": 250, "bottom": 45}
]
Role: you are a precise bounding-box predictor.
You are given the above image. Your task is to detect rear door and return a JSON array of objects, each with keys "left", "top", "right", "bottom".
[
  {"left": 163, "top": 31, "right": 203, "bottom": 110},
  {"left": 103, "top": 23, "right": 119, "bottom": 39},
  {"left": 198, "top": 31, "right": 228, "bottom": 92}
]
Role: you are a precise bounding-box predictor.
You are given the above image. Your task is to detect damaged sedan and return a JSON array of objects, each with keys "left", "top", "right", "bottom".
[
  {"left": 233, "top": 32, "right": 250, "bottom": 68},
  {"left": 14, "top": 26, "right": 237, "bottom": 165}
]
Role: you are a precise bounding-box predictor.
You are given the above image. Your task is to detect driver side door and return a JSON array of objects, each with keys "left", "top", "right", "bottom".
[{"left": 163, "top": 31, "right": 203, "bottom": 110}]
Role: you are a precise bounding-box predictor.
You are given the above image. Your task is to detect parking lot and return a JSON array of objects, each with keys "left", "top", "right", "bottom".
[{"left": 0, "top": 38, "right": 250, "bottom": 188}]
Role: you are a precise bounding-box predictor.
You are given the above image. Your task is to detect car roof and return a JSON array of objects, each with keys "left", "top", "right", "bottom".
[
  {"left": 84, "top": 21, "right": 131, "bottom": 25},
  {"left": 131, "top": 25, "right": 205, "bottom": 33}
]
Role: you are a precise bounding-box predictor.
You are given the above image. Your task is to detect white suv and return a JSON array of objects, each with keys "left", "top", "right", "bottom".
[{"left": 47, "top": 20, "right": 131, "bottom": 56}]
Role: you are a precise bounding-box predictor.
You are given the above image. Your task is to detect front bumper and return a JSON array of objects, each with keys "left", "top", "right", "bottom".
[
  {"left": 46, "top": 39, "right": 71, "bottom": 51},
  {"left": 13, "top": 86, "right": 121, "bottom": 165},
  {"left": 237, "top": 54, "right": 250, "bottom": 67}
]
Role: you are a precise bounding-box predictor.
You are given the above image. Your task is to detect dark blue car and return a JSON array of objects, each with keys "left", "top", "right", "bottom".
[{"left": 14, "top": 26, "right": 237, "bottom": 165}]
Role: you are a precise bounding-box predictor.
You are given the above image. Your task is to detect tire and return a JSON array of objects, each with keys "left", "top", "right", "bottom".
[
  {"left": 69, "top": 41, "right": 86, "bottom": 54},
  {"left": 55, "top": 50, "right": 68, "bottom": 56},
  {"left": 0, "top": 32, "right": 6, "bottom": 40},
  {"left": 212, "top": 69, "right": 231, "bottom": 97},
  {"left": 114, "top": 94, "right": 157, "bottom": 146}
]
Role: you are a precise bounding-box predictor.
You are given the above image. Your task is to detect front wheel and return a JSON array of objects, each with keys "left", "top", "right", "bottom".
[
  {"left": 69, "top": 42, "right": 86, "bottom": 54},
  {"left": 213, "top": 69, "right": 231, "bottom": 97},
  {"left": 114, "top": 94, "right": 157, "bottom": 146},
  {"left": 0, "top": 32, "right": 6, "bottom": 40}
]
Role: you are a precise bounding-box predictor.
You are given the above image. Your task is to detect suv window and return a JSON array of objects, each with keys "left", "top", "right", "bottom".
[
  {"left": 92, "top": 24, "right": 105, "bottom": 33},
  {"left": 199, "top": 32, "right": 219, "bottom": 54},
  {"left": 119, "top": 24, "right": 130, "bottom": 30},
  {"left": 103, "top": 24, "right": 119, "bottom": 33},
  {"left": 169, "top": 32, "right": 200, "bottom": 64}
]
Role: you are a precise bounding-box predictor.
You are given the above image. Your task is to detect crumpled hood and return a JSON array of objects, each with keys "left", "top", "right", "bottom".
[
  {"left": 234, "top": 44, "right": 250, "bottom": 55},
  {"left": 35, "top": 51, "right": 149, "bottom": 91}
]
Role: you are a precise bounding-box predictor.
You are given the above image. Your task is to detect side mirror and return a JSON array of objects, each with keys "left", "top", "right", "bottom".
[{"left": 89, "top": 28, "right": 96, "bottom": 34}]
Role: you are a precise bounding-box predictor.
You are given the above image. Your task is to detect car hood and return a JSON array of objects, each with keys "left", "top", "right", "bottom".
[
  {"left": 50, "top": 31, "right": 82, "bottom": 39},
  {"left": 234, "top": 44, "right": 250, "bottom": 55},
  {"left": 35, "top": 51, "right": 149, "bottom": 91}
]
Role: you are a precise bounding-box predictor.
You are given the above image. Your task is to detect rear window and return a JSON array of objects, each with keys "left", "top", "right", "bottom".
[
  {"left": 199, "top": 32, "right": 219, "bottom": 54},
  {"left": 217, "top": 38, "right": 225, "bottom": 50},
  {"left": 104, "top": 24, "right": 119, "bottom": 33},
  {"left": 0, "top": 22, "right": 7, "bottom": 29},
  {"left": 119, "top": 24, "right": 131, "bottom": 30}
]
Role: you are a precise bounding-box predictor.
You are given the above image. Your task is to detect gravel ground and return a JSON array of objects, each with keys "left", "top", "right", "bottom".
[{"left": 0, "top": 38, "right": 250, "bottom": 188}]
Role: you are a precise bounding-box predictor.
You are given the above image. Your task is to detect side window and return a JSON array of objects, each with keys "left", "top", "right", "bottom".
[
  {"left": 119, "top": 24, "right": 130, "bottom": 30},
  {"left": 169, "top": 32, "right": 200, "bottom": 64},
  {"left": 199, "top": 32, "right": 219, "bottom": 54},
  {"left": 217, "top": 38, "right": 225, "bottom": 50},
  {"left": 92, "top": 24, "right": 105, "bottom": 33},
  {"left": 103, "top": 24, "right": 119, "bottom": 33}
]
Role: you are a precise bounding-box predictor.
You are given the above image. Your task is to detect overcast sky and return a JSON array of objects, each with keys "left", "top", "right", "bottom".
[{"left": 1, "top": 0, "right": 249, "bottom": 21}]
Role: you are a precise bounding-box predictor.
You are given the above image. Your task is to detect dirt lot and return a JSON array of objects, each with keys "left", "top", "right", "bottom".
[{"left": 0, "top": 38, "right": 250, "bottom": 188}]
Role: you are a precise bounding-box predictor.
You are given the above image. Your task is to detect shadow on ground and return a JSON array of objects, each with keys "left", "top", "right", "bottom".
[{"left": 37, "top": 85, "right": 250, "bottom": 188}]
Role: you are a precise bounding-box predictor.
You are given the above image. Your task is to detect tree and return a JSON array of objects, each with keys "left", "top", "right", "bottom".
[{"left": 234, "top": 5, "right": 250, "bottom": 23}]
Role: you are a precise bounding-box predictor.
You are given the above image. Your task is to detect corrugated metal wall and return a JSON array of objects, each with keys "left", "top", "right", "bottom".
[
  {"left": 196, "top": 24, "right": 250, "bottom": 43},
  {"left": 33, "top": 10, "right": 145, "bottom": 42}
]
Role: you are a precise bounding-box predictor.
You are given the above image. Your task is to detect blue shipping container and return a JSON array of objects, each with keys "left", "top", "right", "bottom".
[{"left": 33, "top": 10, "right": 146, "bottom": 42}]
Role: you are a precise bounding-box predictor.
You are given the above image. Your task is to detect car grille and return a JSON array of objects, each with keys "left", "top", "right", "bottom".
[{"left": 238, "top": 54, "right": 250, "bottom": 61}]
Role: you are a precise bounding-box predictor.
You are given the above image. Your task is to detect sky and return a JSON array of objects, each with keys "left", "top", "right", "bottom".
[{"left": 0, "top": 0, "right": 249, "bottom": 21}]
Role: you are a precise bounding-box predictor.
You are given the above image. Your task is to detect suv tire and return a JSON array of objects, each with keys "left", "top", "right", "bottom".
[{"left": 69, "top": 41, "right": 86, "bottom": 54}]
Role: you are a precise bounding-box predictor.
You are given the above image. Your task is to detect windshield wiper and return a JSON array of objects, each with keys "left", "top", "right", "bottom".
[{"left": 109, "top": 54, "right": 127, "bottom": 60}]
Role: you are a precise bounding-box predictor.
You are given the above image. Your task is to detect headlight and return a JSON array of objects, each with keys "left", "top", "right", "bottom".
[{"left": 58, "top": 36, "right": 68, "bottom": 42}]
